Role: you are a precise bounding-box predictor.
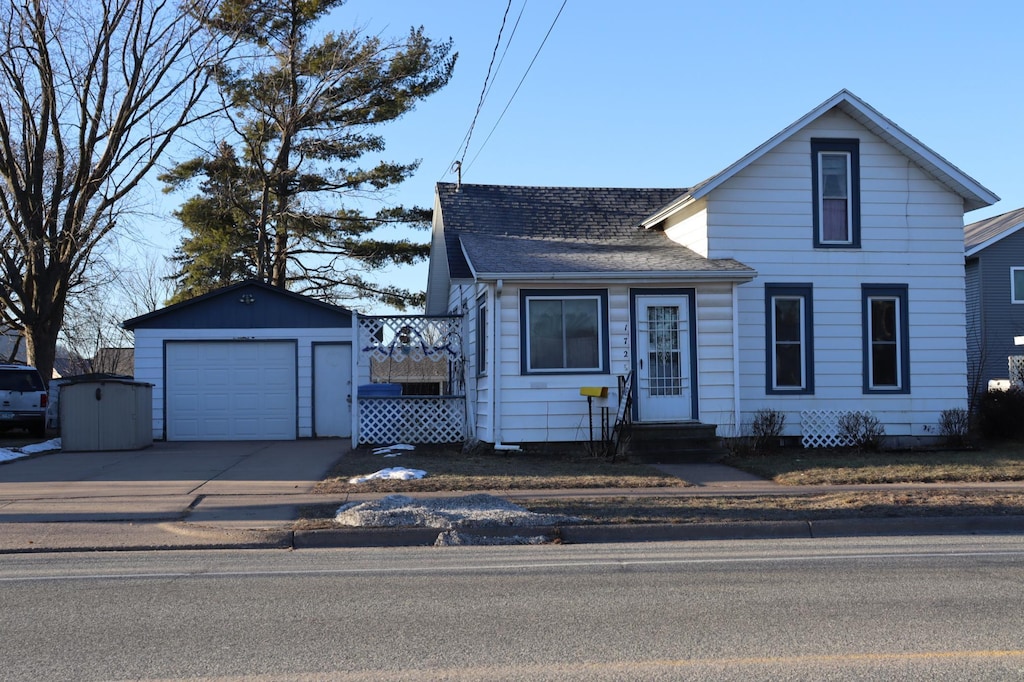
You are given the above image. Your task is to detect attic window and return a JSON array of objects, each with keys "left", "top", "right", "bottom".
[{"left": 811, "top": 139, "right": 860, "bottom": 248}]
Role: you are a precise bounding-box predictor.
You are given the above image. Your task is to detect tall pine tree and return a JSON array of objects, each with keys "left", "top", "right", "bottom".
[{"left": 162, "top": 0, "right": 456, "bottom": 309}]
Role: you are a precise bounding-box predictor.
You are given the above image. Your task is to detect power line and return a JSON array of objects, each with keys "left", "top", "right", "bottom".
[
  {"left": 448, "top": 0, "right": 514, "bottom": 180},
  {"left": 463, "top": 0, "right": 568, "bottom": 175}
]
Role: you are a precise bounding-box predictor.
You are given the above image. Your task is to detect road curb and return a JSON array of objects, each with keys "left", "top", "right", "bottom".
[
  {"left": 5, "top": 516, "right": 1024, "bottom": 554},
  {"left": 809, "top": 515, "right": 1024, "bottom": 538}
]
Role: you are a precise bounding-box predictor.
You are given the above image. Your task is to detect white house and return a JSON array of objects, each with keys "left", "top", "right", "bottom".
[{"left": 425, "top": 90, "right": 998, "bottom": 448}]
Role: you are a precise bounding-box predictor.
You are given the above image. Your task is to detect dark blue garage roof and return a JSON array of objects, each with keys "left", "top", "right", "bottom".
[{"left": 122, "top": 281, "right": 353, "bottom": 330}]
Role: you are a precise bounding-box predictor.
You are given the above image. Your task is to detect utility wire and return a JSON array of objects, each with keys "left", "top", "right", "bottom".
[
  {"left": 464, "top": 0, "right": 568, "bottom": 174},
  {"left": 480, "top": 2, "right": 528, "bottom": 112},
  {"left": 448, "top": 0, "right": 514, "bottom": 178}
]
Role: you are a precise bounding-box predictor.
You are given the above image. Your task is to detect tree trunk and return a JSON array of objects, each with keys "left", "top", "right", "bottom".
[{"left": 24, "top": 315, "right": 62, "bottom": 386}]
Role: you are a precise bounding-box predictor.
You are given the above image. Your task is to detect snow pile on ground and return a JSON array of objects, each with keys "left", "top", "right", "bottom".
[
  {"left": 348, "top": 467, "right": 427, "bottom": 484},
  {"left": 335, "top": 493, "right": 581, "bottom": 529},
  {"left": 373, "top": 444, "right": 416, "bottom": 458},
  {"left": 0, "top": 438, "right": 61, "bottom": 463}
]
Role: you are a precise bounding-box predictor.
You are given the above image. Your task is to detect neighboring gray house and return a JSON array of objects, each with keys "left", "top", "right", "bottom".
[
  {"left": 965, "top": 207, "right": 1024, "bottom": 393},
  {"left": 124, "top": 280, "right": 355, "bottom": 441},
  {"left": 426, "top": 90, "right": 998, "bottom": 447}
]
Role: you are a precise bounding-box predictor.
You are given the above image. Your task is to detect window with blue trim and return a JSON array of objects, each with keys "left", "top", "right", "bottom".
[
  {"left": 765, "top": 284, "right": 814, "bottom": 394},
  {"left": 863, "top": 284, "right": 910, "bottom": 393},
  {"left": 521, "top": 290, "right": 608, "bottom": 374},
  {"left": 812, "top": 138, "right": 860, "bottom": 248}
]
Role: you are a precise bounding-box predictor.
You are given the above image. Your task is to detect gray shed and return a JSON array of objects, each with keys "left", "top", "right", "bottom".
[{"left": 60, "top": 378, "right": 153, "bottom": 451}]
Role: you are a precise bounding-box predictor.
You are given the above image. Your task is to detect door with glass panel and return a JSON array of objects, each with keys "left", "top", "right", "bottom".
[{"left": 635, "top": 295, "right": 691, "bottom": 422}]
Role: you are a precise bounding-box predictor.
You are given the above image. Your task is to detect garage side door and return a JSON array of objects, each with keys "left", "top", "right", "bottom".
[{"left": 166, "top": 341, "right": 297, "bottom": 440}]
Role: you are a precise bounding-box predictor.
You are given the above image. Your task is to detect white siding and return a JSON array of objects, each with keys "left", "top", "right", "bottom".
[
  {"left": 132, "top": 326, "right": 353, "bottom": 440},
  {"left": 480, "top": 280, "right": 739, "bottom": 444},
  {"left": 702, "top": 108, "right": 968, "bottom": 438},
  {"left": 663, "top": 200, "right": 710, "bottom": 257}
]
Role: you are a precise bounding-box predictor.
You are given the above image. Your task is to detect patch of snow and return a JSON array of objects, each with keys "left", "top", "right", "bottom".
[
  {"left": 335, "top": 493, "right": 582, "bottom": 529},
  {"left": 0, "top": 437, "right": 61, "bottom": 463},
  {"left": 20, "top": 438, "right": 61, "bottom": 454},
  {"left": 348, "top": 467, "right": 427, "bottom": 484},
  {"left": 372, "top": 444, "right": 416, "bottom": 456}
]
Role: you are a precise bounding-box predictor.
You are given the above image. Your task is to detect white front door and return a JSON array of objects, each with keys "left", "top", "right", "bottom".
[
  {"left": 635, "top": 295, "right": 691, "bottom": 422},
  {"left": 313, "top": 343, "right": 352, "bottom": 437}
]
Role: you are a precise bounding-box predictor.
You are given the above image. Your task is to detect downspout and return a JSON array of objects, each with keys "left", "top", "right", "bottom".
[
  {"left": 732, "top": 283, "right": 742, "bottom": 436},
  {"left": 492, "top": 278, "right": 520, "bottom": 451}
]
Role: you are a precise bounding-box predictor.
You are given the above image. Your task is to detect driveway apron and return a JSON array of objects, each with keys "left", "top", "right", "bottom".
[{"left": 0, "top": 439, "right": 348, "bottom": 523}]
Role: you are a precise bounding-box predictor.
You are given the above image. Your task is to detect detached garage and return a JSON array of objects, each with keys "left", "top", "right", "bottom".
[{"left": 123, "top": 281, "right": 354, "bottom": 441}]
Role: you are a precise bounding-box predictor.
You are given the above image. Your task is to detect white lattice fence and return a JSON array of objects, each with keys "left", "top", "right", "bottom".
[
  {"left": 358, "top": 397, "right": 465, "bottom": 445},
  {"left": 1009, "top": 356, "right": 1024, "bottom": 385},
  {"left": 800, "top": 410, "right": 873, "bottom": 449},
  {"left": 359, "top": 315, "right": 462, "bottom": 363}
]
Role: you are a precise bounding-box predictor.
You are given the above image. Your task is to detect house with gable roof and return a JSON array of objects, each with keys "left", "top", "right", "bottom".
[
  {"left": 964, "top": 207, "right": 1024, "bottom": 393},
  {"left": 426, "top": 90, "right": 998, "bottom": 451}
]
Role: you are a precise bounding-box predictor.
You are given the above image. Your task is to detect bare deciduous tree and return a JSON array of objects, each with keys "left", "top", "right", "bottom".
[{"left": 0, "top": 0, "right": 224, "bottom": 382}]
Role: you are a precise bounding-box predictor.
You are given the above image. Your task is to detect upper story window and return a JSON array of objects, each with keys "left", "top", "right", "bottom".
[
  {"left": 1011, "top": 268, "right": 1024, "bottom": 303},
  {"left": 520, "top": 290, "right": 608, "bottom": 374},
  {"left": 811, "top": 138, "right": 860, "bottom": 248}
]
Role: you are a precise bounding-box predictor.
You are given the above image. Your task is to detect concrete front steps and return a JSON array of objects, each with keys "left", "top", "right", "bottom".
[{"left": 627, "top": 422, "right": 726, "bottom": 463}]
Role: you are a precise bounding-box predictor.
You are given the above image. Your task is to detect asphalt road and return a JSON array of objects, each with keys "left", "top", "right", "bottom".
[{"left": 3, "top": 536, "right": 1024, "bottom": 681}]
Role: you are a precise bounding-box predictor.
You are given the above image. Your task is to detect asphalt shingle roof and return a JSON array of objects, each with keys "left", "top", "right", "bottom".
[
  {"left": 964, "top": 207, "right": 1024, "bottom": 253},
  {"left": 437, "top": 183, "right": 753, "bottom": 279}
]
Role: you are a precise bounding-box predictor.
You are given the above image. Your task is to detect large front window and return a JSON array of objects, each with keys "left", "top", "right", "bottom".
[
  {"left": 863, "top": 284, "right": 909, "bottom": 393},
  {"left": 812, "top": 139, "right": 860, "bottom": 247},
  {"left": 521, "top": 291, "right": 607, "bottom": 373},
  {"left": 765, "top": 284, "right": 814, "bottom": 394}
]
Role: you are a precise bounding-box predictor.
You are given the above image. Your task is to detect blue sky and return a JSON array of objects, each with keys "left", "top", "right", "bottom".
[{"left": 152, "top": 1, "right": 1024, "bottom": 310}]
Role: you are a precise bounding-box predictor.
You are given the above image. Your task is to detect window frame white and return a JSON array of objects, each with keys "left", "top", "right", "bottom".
[{"left": 1011, "top": 267, "right": 1024, "bottom": 304}]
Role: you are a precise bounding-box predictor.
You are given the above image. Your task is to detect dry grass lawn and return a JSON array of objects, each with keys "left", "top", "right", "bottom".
[
  {"left": 521, "top": 491, "right": 1024, "bottom": 525},
  {"left": 724, "top": 442, "right": 1024, "bottom": 485},
  {"left": 301, "top": 441, "right": 1024, "bottom": 527},
  {"left": 315, "top": 445, "right": 682, "bottom": 494}
]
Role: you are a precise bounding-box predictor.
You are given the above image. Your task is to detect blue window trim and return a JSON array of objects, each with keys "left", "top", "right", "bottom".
[
  {"left": 811, "top": 138, "right": 861, "bottom": 249},
  {"left": 764, "top": 283, "right": 814, "bottom": 395},
  {"left": 476, "top": 295, "right": 487, "bottom": 377},
  {"left": 519, "top": 289, "right": 610, "bottom": 375},
  {"left": 862, "top": 284, "right": 910, "bottom": 394},
  {"left": 628, "top": 288, "right": 699, "bottom": 422}
]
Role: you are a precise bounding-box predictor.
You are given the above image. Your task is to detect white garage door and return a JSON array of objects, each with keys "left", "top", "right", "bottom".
[{"left": 166, "top": 341, "right": 297, "bottom": 440}]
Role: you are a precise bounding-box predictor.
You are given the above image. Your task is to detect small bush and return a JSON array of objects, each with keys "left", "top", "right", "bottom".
[
  {"left": 751, "top": 408, "right": 786, "bottom": 453},
  {"left": 977, "top": 387, "right": 1024, "bottom": 440},
  {"left": 938, "top": 408, "right": 970, "bottom": 447},
  {"left": 837, "top": 411, "right": 886, "bottom": 451}
]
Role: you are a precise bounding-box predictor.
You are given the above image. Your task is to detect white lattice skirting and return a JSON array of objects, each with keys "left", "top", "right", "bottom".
[
  {"left": 1009, "top": 356, "right": 1024, "bottom": 384},
  {"left": 800, "top": 410, "right": 872, "bottom": 449},
  {"left": 358, "top": 397, "right": 465, "bottom": 445}
]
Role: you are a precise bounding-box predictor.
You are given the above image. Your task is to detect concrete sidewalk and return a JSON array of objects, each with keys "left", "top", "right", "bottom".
[{"left": 3, "top": 445, "right": 1024, "bottom": 552}]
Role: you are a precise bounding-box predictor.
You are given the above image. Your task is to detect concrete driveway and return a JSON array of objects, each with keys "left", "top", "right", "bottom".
[{"left": 0, "top": 439, "right": 349, "bottom": 525}]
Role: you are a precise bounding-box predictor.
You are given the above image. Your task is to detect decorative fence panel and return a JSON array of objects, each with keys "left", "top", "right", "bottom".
[
  {"left": 800, "top": 409, "right": 873, "bottom": 449},
  {"left": 1009, "top": 356, "right": 1024, "bottom": 385},
  {"left": 358, "top": 396, "right": 465, "bottom": 445}
]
